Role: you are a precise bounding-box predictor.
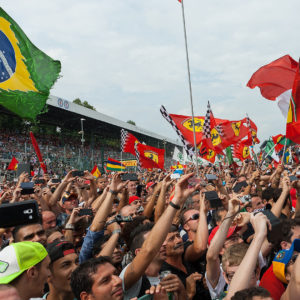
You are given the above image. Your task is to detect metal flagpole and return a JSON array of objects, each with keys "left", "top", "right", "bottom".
[
  {"left": 281, "top": 137, "right": 288, "bottom": 164},
  {"left": 246, "top": 113, "right": 259, "bottom": 167},
  {"left": 180, "top": 0, "right": 199, "bottom": 176}
]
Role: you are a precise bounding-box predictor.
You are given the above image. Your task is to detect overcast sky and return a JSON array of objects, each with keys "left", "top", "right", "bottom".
[{"left": 3, "top": 0, "right": 300, "bottom": 148}]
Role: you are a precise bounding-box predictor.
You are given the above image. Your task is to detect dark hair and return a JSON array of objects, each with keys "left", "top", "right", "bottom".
[
  {"left": 70, "top": 257, "right": 113, "bottom": 299},
  {"left": 262, "top": 186, "right": 274, "bottom": 201},
  {"left": 129, "top": 223, "right": 154, "bottom": 254},
  {"left": 273, "top": 188, "right": 290, "bottom": 208},
  {"left": 231, "top": 286, "right": 271, "bottom": 300},
  {"left": 92, "top": 235, "right": 112, "bottom": 257},
  {"left": 122, "top": 216, "right": 150, "bottom": 247},
  {"left": 280, "top": 218, "right": 300, "bottom": 244},
  {"left": 12, "top": 222, "right": 42, "bottom": 242}
]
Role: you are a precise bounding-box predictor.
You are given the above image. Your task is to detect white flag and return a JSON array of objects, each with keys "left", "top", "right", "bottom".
[{"left": 173, "top": 147, "right": 184, "bottom": 163}]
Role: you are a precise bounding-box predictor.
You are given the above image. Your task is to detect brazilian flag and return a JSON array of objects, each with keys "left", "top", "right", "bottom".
[{"left": 0, "top": 8, "right": 61, "bottom": 120}]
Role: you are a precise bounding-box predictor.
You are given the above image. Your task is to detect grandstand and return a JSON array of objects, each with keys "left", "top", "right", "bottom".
[{"left": 0, "top": 95, "right": 182, "bottom": 173}]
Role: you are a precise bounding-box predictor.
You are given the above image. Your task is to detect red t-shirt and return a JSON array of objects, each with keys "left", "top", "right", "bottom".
[{"left": 259, "top": 265, "right": 286, "bottom": 300}]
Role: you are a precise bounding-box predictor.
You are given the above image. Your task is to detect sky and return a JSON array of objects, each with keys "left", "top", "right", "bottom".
[{"left": 3, "top": 0, "right": 300, "bottom": 148}]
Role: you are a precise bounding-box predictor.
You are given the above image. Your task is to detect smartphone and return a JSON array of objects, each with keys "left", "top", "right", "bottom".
[
  {"left": 121, "top": 173, "right": 138, "bottom": 181},
  {"left": 233, "top": 181, "right": 248, "bottom": 193},
  {"left": 171, "top": 173, "right": 181, "bottom": 179},
  {"left": 20, "top": 182, "right": 35, "bottom": 195},
  {"left": 52, "top": 178, "right": 61, "bottom": 183},
  {"left": 16, "top": 163, "right": 31, "bottom": 177},
  {"left": 72, "top": 171, "right": 85, "bottom": 177},
  {"left": 289, "top": 175, "right": 298, "bottom": 182},
  {"left": 0, "top": 200, "right": 39, "bottom": 228},
  {"left": 34, "top": 179, "right": 45, "bottom": 184},
  {"left": 78, "top": 209, "right": 93, "bottom": 217},
  {"left": 205, "top": 174, "right": 217, "bottom": 181},
  {"left": 205, "top": 191, "right": 222, "bottom": 208}
]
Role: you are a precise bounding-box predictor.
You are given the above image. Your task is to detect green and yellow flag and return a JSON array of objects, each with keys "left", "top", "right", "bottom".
[{"left": 0, "top": 8, "right": 61, "bottom": 119}]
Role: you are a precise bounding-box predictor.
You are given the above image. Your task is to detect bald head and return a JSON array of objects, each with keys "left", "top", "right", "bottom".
[{"left": 42, "top": 211, "right": 57, "bottom": 230}]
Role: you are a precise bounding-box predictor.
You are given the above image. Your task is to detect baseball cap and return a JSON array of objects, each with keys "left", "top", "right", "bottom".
[
  {"left": 208, "top": 225, "right": 240, "bottom": 246},
  {"left": 0, "top": 241, "right": 48, "bottom": 284},
  {"left": 47, "top": 240, "right": 76, "bottom": 263},
  {"left": 273, "top": 239, "right": 300, "bottom": 284},
  {"left": 129, "top": 196, "right": 140, "bottom": 205},
  {"left": 62, "top": 191, "right": 78, "bottom": 204},
  {"left": 146, "top": 182, "right": 156, "bottom": 190}
]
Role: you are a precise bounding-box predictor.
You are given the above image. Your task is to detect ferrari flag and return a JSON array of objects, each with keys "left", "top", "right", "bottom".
[{"left": 0, "top": 8, "right": 61, "bottom": 120}]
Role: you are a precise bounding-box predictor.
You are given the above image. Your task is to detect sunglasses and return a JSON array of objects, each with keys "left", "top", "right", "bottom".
[{"left": 185, "top": 213, "right": 199, "bottom": 224}]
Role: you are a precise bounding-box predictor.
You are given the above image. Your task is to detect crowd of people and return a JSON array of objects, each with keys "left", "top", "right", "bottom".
[{"left": 0, "top": 157, "right": 300, "bottom": 300}]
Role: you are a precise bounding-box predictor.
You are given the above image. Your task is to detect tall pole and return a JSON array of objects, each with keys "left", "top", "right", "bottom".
[
  {"left": 281, "top": 137, "right": 288, "bottom": 164},
  {"left": 180, "top": 0, "right": 199, "bottom": 175}
]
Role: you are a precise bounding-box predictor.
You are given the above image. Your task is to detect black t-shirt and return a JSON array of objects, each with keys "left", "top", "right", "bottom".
[{"left": 160, "top": 244, "right": 211, "bottom": 300}]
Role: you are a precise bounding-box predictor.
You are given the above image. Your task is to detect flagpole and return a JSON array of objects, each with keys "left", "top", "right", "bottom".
[
  {"left": 180, "top": 0, "right": 199, "bottom": 176},
  {"left": 260, "top": 142, "right": 278, "bottom": 167},
  {"left": 281, "top": 137, "right": 288, "bottom": 164},
  {"left": 246, "top": 113, "right": 259, "bottom": 168}
]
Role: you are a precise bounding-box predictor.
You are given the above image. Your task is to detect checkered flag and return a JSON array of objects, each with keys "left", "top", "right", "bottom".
[
  {"left": 120, "top": 129, "right": 128, "bottom": 152},
  {"left": 160, "top": 105, "right": 195, "bottom": 160},
  {"left": 134, "top": 143, "right": 142, "bottom": 172},
  {"left": 203, "top": 101, "right": 212, "bottom": 139}
]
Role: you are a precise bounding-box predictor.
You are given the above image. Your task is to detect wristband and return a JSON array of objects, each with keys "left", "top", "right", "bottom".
[
  {"left": 109, "top": 189, "right": 118, "bottom": 195},
  {"left": 169, "top": 201, "right": 180, "bottom": 210},
  {"left": 112, "top": 229, "right": 121, "bottom": 235},
  {"left": 65, "top": 224, "right": 75, "bottom": 230}
]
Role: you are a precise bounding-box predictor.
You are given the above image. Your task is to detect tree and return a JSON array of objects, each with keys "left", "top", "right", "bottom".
[
  {"left": 73, "top": 98, "right": 96, "bottom": 111},
  {"left": 127, "top": 120, "right": 136, "bottom": 126}
]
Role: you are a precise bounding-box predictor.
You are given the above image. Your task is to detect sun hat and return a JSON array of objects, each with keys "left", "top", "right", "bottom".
[{"left": 0, "top": 241, "right": 48, "bottom": 284}]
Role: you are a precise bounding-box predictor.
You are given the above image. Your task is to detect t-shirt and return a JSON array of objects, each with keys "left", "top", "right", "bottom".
[
  {"left": 259, "top": 265, "right": 286, "bottom": 300},
  {"left": 119, "top": 263, "right": 158, "bottom": 300}
]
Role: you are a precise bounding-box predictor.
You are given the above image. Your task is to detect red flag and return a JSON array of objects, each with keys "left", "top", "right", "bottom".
[
  {"left": 121, "top": 129, "right": 139, "bottom": 156},
  {"left": 272, "top": 134, "right": 284, "bottom": 152},
  {"left": 286, "top": 63, "right": 300, "bottom": 144},
  {"left": 30, "top": 131, "right": 47, "bottom": 173},
  {"left": 247, "top": 55, "right": 298, "bottom": 100},
  {"left": 136, "top": 143, "right": 165, "bottom": 169},
  {"left": 232, "top": 139, "right": 252, "bottom": 161},
  {"left": 7, "top": 156, "right": 18, "bottom": 170}
]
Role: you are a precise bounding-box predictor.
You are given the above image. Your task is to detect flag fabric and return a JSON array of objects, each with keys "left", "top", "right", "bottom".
[
  {"left": 135, "top": 143, "right": 165, "bottom": 169},
  {"left": 106, "top": 158, "right": 125, "bottom": 172},
  {"left": 225, "top": 147, "right": 234, "bottom": 166},
  {"left": 0, "top": 8, "right": 61, "bottom": 120},
  {"left": 247, "top": 55, "right": 298, "bottom": 118},
  {"left": 286, "top": 62, "right": 300, "bottom": 144},
  {"left": 272, "top": 134, "right": 285, "bottom": 153},
  {"left": 160, "top": 105, "right": 195, "bottom": 159},
  {"left": 91, "top": 165, "right": 101, "bottom": 178},
  {"left": 7, "top": 156, "right": 18, "bottom": 170},
  {"left": 172, "top": 147, "right": 184, "bottom": 163},
  {"left": 232, "top": 140, "right": 252, "bottom": 161},
  {"left": 30, "top": 131, "right": 47, "bottom": 173},
  {"left": 120, "top": 129, "right": 139, "bottom": 156},
  {"left": 262, "top": 140, "right": 280, "bottom": 162}
]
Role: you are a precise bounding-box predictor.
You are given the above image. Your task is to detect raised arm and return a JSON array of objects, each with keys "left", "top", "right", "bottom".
[
  {"left": 184, "top": 191, "right": 208, "bottom": 261},
  {"left": 123, "top": 173, "right": 198, "bottom": 290},
  {"left": 225, "top": 213, "right": 270, "bottom": 299},
  {"left": 143, "top": 182, "right": 161, "bottom": 219},
  {"left": 206, "top": 198, "right": 240, "bottom": 288},
  {"left": 271, "top": 177, "right": 291, "bottom": 218}
]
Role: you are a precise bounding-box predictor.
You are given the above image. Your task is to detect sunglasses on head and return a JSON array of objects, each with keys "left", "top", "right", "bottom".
[{"left": 185, "top": 213, "right": 199, "bottom": 224}]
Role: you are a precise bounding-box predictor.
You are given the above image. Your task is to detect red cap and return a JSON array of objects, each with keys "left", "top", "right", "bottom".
[
  {"left": 146, "top": 182, "right": 156, "bottom": 190},
  {"left": 129, "top": 196, "right": 140, "bottom": 204},
  {"left": 208, "top": 225, "right": 239, "bottom": 245}
]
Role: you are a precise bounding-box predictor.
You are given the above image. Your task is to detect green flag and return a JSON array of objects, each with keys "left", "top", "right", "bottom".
[
  {"left": 278, "top": 136, "right": 294, "bottom": 147},
  {"left": 225, "top": 147, "right": 233, "bottom": 165},
  {"left": 0, "top": 8, "right": 61, "bottom": 119}
]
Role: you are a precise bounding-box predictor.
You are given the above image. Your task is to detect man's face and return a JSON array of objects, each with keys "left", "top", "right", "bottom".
[
  {"left": 164, "top": 231, "right": 184, "bottom": 257},
  {"left": 127, "top": 181, "right": 137, "bottom": 195},
  {"left": 251, "top": 196, "right": 265, "bottom": 211},
  {"left": 130, "top": 199, "right": 142, "bottom": 207},
  {"left": 111, "top": 245, "right": 123, "bottom": 265},
  {"left": 86, "top": 263, "right": 123, "bottom": 300},
  {"left": 34, "top": 256, "right": 51, "bottom": 297},
  {"left": 121, "top": 206, "right": 137, "bottom": 219},
  {"left": 223, "top": 264, "right": 257, "bottom": 286},
  {"left": 42, "top": 211, "right": 57, "bottom": 230},
  {"left": 183, "top": 209, "right": 199, "bottom": 233},
  {"left": 97, "top": 179, "right": 108, "bottom": 191},
  {"left": 283, "top": 226, "right": 300, "bottom": 249},
  {"left": 49, "top": 253, "right": 79, "bottom": 293},
  {"left": 16, "top": 224, "right": 46, "bottom": 246},
  {"left": 63, "top": 198, "right": 79, "bottom": 212}
]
